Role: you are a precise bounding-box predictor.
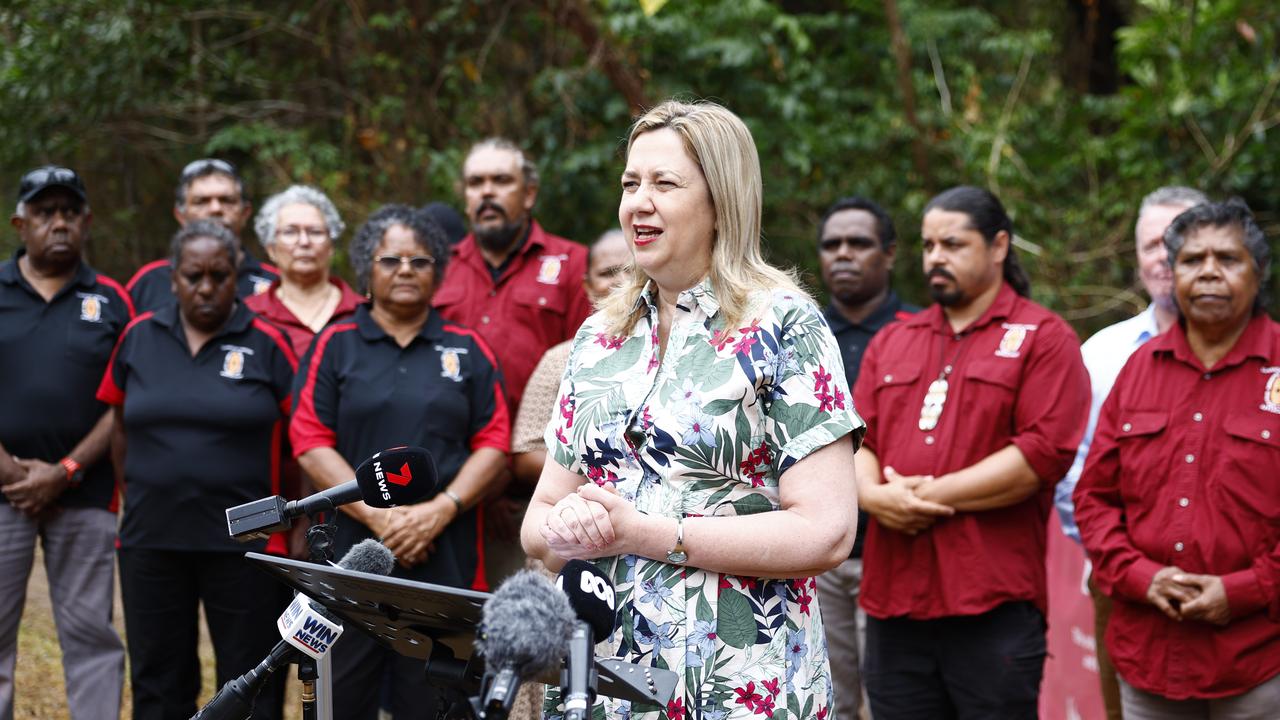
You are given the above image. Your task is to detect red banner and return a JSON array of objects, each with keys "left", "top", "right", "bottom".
[{"left": 1040, "top": 512, "right": 1105, "bottom": 720}]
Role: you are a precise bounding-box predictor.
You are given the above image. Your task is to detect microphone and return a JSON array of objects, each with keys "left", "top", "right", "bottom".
[
  {"left": 191, "top": 540, "right": 396, "bottom": 720},
  {"left": 475, "top": 570, "right": 577, "bottom": 720},
  {"left": 556, "top": 560, "right": 617, "bottom": 720},
  {"left": 226, "top": 446, "right": 438, "bottom": 540}
]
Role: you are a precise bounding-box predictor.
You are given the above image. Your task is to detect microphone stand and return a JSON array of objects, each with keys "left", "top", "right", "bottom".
[{"left": 300, "top": 506, "right": 339, "bottom": 720}]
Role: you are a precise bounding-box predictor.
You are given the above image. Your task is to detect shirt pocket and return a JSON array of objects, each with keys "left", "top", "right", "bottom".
[
  {"left": 1112, "top": 410, "right": 1169, "bottom": 505},
  {"left": 1217, "top": 413, "right": 1280, "bottom": 526},
  {"left": 512, "top": 284, "right": 569, "bottom": 316},
  {"left": 960, "top": 357, "right": 1021, "bottom": 431},
  {"left": 871, "top": 362, "right": 922, "bottom": 410},
  {"left": 432, "top": 283, "right": 466, "bottom": 311}
]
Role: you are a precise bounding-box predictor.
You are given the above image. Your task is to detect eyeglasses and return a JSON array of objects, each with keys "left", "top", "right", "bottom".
[
  {"left": 179, "top": 158, "right": 238, "bottom": 183},
  {"left": 276, "top": 226, "right": 330, "bottom": 245},
  {"left": 375, "top": 255, "right": 435, "bottom": 272}
]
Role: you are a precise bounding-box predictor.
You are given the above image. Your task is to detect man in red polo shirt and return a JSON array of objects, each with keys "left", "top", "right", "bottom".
[
  {"left": 853, "top": 186, "right": 1089, "bottom": 718},
  {"left": 433, "top": 138, "right": 592, "bottom": 584}
]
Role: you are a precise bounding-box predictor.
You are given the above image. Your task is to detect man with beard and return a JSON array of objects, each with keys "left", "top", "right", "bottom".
[
  {"left": 126, "top": 158, "right": 278, "bottom": 312},
  {"left": 433, "top": 138, "right": 591, "bottom": 584},
  {"left": 1053, "top": 185, "right": 1206, "bottom": 720},
  {"left": 1, "top": 167, "right": 130, "bottom": 720},
  {"left": 853, "top": 186, "right": 1089, "bottom": 718},
  {"left": 814, "top": 196, "right": 917, "bottom": 720}
]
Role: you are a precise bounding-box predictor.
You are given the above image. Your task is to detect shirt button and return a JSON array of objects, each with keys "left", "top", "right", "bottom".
[
  {"left": 1122, "top": 422, "right": 1132, "bottom": 432},
  {"left": 481, "top": 315, "right": 490, "bottom": 324},
  {"left": 1193, "top": 412, "right": 1203, "bottom": 422},
  {"left": 924, "top": 436, "right": 935, "bottom": 445},
  {"left": 488, "top": 290, "right": 497, "bottom": 297},
  {"left": 1174, "top": 541, "right": 1184, "bottom": 552},
  {"left": 1179, "top": 497, "right": 1189, "bottom": 507},
  {"left": 1264, "top": 430, "right": 1273, "bottom": 440},
  {"left": 883, "top": 374, "right": 893, "bottom": 383},
  {"left": 538, "top": 297, "right": 547, "bottom": 306},
  {"left": 1203, "top": 373, "right": 1212, "bottom": 380},
  {"left": 1184, "top": 453, "right": 1195, "bottom": 463}
]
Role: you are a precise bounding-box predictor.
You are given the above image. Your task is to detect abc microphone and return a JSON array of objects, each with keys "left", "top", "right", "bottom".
[
  {"left": 475, "top": 570, "right": 577, "bottom": 720},
  {"left": 192, "top": 539, "right": 396, "bottom": 720},
  {"left": 226, "top": 446, "right": 437, "bottom": 541},
  {"left": 556, "top": 560, "right": 618, "bottom": 720}
]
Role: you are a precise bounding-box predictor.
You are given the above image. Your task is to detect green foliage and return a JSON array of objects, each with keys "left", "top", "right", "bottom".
[{"left": 1, "top": 0, "right": 1276, "bottom": 331}]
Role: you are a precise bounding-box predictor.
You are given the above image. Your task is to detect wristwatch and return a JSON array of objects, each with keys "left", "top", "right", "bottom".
[
  {"left": 59, "top": 457, "right": 84, "bottom": 487},
  {"left": 666, "top": 516, "right": 688, "bottom": 564}
]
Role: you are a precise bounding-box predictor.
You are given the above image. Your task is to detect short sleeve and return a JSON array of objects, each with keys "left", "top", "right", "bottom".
[
  {"left": 464, "top": 332, "right": 511, "bottom": 453},
  {"left": 289, "top": 325, "right": 346, "bottom": 456},
  {"left": 96, "top": 316, "right": 143, "bottom": 405},
  {"left": 761, "top": 297, "right": 865, "bottom": 476},
  {"left": 253, "top": 317, "right": 298, "bottom": 416}
]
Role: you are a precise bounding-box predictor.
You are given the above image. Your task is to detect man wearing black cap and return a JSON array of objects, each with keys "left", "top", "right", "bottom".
[
  {"left": 0, "top": 166, "right": 130, "bottom": 720},
  {"left": 125, "top": 158, "right": 278, "bottom": 312}
]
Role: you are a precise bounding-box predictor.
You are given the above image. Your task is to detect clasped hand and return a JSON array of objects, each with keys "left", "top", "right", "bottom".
[
  {"left": 1146, "top": 566, "right": 1231, "bottom": 625},
  {"left": 1, "top": 457, "right": 68, "bottom": 517},
  {"left": 540, "top": 483, "right": 636, "bottom": 561},
  {"left": 865, "top": 466, "right": 954, "bottom": 535},
  {"left": 374, "top": 502, "right": 451, "bottom": 569}
]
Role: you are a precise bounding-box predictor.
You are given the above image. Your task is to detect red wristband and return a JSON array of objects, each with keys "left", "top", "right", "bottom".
[{"left": 59, "top": 457, "right": 82, "bottom": 485}]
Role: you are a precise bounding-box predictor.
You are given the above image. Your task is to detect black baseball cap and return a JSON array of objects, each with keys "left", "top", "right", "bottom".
[{"left": 18, "top": 166, "right": 87, "bottom": 204}]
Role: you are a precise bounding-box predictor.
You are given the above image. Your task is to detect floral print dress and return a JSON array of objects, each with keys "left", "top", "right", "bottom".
[{"left": 544, "top": 279, "right": 864, "bottom": 720}]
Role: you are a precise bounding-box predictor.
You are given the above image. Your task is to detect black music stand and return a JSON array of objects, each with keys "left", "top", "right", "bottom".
[{"left": 245, "top": 553, "right": 678, "bottom": 715}]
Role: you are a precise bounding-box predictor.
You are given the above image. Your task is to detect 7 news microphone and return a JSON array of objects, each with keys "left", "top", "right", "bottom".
[
  {"left": 191, "top": 540, "right": 396, "bottom": 720},
  {"left": 225, "top": 446, "right": 438, "bottom": 540},
  {"left": 556, "top": 560, "right": 618, "bottom": 720}
]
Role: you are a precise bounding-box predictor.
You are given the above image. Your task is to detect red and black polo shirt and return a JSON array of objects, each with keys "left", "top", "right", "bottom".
[
  {"left": 0, "top": 251, "right": 134, "bottom": 510},
  {"left": 291, "top": 305, "right": 510, "bottom": 589},
  {"left": 126, "top": 250, "right": 278, "bottom": 314},
  {"left": 97, "top": 302, "right": 296, "bottom": 553}
]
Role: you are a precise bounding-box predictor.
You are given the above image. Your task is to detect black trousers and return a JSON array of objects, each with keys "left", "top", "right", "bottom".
[
  {"left": 864, "top": 600, "right": 1046, "bottom": 720},
  {"left": 119, "top": 548, "right": 288, "bottom": 720},
  {"left": 329, "top": 625, "right": 442, "bottom": 719}
]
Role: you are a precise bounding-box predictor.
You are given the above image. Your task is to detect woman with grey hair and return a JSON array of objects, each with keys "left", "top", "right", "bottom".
[
  {"left": 246, "top": 184, "right": 363, "bottom": 357},
  {"left": 290, "top": 204, "right": 509, "bottom": 719}
]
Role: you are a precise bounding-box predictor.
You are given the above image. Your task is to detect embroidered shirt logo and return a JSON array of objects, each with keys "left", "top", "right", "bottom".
[
  {"left": 77, "top": 293, "right": 106, "bottom": 323},
  {"left": 1262, "top": 367, "right": 1280, "bottom": 415},
  {"left": 536, "top": 255, "right": 566, "bottom": 285},
  {"left": 251, "top": 276, "right": 273, "bottom": 295},
  {"left": 219, "top": 345, "right": 254, "bottom": 380},
  {"left": 995, "top": 323, "right": 1037, "bottom": 358},
  {"left": 437, "top": 345, "right": 468, "bottom": 381}
]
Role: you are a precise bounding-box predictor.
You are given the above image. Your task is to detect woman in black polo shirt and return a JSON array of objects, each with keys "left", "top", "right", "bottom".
[
  {"left": 291, "top": 205, "right": 509, "bottom": 719},
  {"left": 98, "top": 220, "right": 296, "bottom": 720}
]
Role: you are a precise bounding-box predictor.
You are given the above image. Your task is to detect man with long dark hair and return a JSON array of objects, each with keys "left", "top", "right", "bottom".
[{"left": 853, "top": 186, "right": 1090, "bottom": 718}]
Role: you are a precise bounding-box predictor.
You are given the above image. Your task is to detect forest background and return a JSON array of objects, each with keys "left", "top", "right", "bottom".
[{"left": 2, "top": 0, "right": 1278, "bottom": 335}]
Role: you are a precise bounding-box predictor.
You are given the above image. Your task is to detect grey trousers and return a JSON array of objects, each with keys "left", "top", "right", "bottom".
[
  {"left": 1119, "top": 672, "right": 1280, "bottom": 720},
  {"left": 816, "top": 557, "right": 869, "bottom": 720},
  {"left": 0, "top": 503, "right": 124, "bottom": 720}
]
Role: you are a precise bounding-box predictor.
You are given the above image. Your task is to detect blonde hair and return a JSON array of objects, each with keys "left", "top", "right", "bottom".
[{"left": 600, "top": 99, "right": 808, "bottom": 335}]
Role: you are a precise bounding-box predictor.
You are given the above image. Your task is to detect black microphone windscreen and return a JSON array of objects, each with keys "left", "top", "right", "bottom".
[
  {"left": 354, "top": 446, "right": 438, "bottom": 509},
  {"left": 477, "top": 570, "right": 575, "bottom": 678},
  {"left": 336, "top": 539, "right": 396, "bottom": 576},
  {"left": 557, "top": 560, "right": 618, "bottom": 639}
]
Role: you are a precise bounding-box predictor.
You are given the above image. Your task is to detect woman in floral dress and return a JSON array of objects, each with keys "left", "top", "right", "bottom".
[{"left": 521, "top": 100, "right": 864, "bottom": 720}]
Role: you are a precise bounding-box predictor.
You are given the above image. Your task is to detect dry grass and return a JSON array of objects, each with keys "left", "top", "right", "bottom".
[{"left": 15, "top": 546, "right": 302, "bottom": 719}]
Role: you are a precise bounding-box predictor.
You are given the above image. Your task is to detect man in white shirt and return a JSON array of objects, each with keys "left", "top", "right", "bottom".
[{"left": 1054, "top": 185, "right": 1206, "bottom": 719}]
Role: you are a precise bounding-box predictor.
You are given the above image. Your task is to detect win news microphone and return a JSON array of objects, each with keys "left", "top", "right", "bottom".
[
  {"left": 226, "top": 446, "right": 438, "bottom": 541},
  {"left": 192, "top": 540, "right": 396, "bottom": 720},
  {"left": 556, "top": 560, "right": 618, "bottom": 720},
  {"left": 475, "top": 570, "right": 577, "bottom": 720}
]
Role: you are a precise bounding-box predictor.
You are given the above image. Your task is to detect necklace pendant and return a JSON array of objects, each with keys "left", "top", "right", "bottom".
[{"left": 918, "top": 376, "right": 949, "bottom": 432}]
